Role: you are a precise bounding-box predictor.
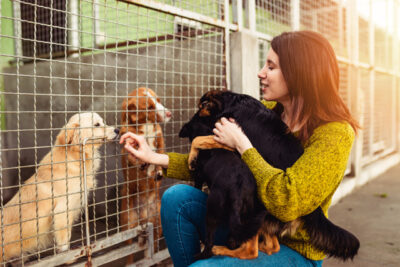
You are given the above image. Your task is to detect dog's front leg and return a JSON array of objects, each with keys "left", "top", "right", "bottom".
[
  {"left": 188, "top": 136, "right": 234, "bottom": 170},
  {"left": 53, "top": 200, "right": 77, "bottom": 253},
  {"left": 259, "top": 233, "right": 280, "bottom": 255},
  {"left": 212, "top": 233, "right": 259, "bottom": 259}
]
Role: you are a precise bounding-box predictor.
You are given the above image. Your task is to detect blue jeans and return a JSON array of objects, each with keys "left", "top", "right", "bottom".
[{"left": 161, "top": 184, "right": 323, "bottom": 267}]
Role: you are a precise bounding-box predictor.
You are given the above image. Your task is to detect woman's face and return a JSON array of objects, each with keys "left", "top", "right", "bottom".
[{"left": 258, "top": 48, "right": 290, "bottom": 104}]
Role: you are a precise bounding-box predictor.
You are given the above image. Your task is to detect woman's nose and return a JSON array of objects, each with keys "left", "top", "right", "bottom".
[{"left": 258, "top": 66, "right": 267, "bottom": 79}]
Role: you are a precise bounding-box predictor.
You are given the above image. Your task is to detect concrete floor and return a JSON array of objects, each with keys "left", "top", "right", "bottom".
[{"left": 323, "top": 164, "right": 400, "bottom": 267}]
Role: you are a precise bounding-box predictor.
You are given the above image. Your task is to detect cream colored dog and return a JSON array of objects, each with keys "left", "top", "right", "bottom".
[{"left": 0, "top": 112, "right": 119, "bottom": 262}]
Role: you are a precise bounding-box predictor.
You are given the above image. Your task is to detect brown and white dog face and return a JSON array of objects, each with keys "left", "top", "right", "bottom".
[
  {"left": 121, "top": 87, "right": 171, "bottom": 125},
  {"left": 57, "top": 112, "right": 119, "bottom": 146}
]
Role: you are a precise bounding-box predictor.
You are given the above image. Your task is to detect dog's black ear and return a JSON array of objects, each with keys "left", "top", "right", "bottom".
[{"left": 179, "top": 123, "right": 191, "bottom": 138}]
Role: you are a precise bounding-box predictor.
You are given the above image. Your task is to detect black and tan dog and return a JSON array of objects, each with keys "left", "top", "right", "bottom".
[{"left": 179, "top": 90, "right": 359, "bottom": 261}]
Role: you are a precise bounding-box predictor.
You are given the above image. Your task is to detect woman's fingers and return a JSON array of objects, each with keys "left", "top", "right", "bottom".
[
  {"left": 213, "top": 135, "right": 222, "bottom": 142},
  {"left": 212, "top": 128, "right": 221, "bottom": 136},
  {"left": 119, "top": 132, "right": 137, "bottom": 144},
  {"left": 124, "top": 143, "right": 137, "bottom": 154}
]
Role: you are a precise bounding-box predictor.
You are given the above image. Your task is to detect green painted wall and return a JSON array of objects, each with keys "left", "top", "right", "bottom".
[{"left": 0, "top": 0, "right": 15, "bottom": 129}]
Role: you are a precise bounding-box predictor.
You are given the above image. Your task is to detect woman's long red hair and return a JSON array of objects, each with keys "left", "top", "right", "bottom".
[{"left": 271, "top": 31, "right": 360, "bottom": 142}]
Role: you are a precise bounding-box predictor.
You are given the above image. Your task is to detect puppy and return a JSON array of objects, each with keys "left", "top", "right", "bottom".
[
  {"left": 119, "top": 87, "right": 171, "bottom": 264},
  {"left": 181, "top": 90, "right": 359, "bottom": 261},
  {"left": 0, "top": 112, "right": 119, "bottom": 263}
]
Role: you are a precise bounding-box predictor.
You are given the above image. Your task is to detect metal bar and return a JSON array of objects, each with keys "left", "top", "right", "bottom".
[
  {"left": 92, "top": 0, "right": 100, "bottom": 47},
  {"left": 145, "top": 222, "right": 154, "bottom": 259},
  {"left": 7, "top": 27, "right": 221, "bottom": 63},
  {"left": 361, "top": 148, "right": 397, "bottom": 167},
  {"left": 290, "top": 0, "right": 300, "bottom": 31},
  {"left": 72, "top": 242, "right": 140, "bottom": 267},
  {"left": 11, "top": 0, "right": 22, "bottom": 58},
  {"left": 131, "top": 249, "right": 171, "bottom": 267},
  {"left": 254, "top": 31, "right": 273, "bottom": 42},
  {"left": 81, "top": 136, "right": 101, "bottom": 262},
  {"left": 69, "top": 0, "right": 79, "bottom": 54},
  {"left": 245, "top": 0, "right": 256, "bottom": 32},
  {"left": 224, "top": 0, "right": 230, "bottom": 91},
  {"left": 338, "top": 0, "right": 344, "bottom": 56},
  {"left": 118, "top": 0, "right": 238, "bottom": 31},
  {"left": 232, "top": 0, "right": 243, "bottom": 30},
  {"left": 26, "top": 227, "right": 141, "bottom": 266}
]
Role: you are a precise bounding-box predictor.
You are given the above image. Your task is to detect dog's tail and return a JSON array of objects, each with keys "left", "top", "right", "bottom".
[{"left": 302, "top": 207, "right": 360, "bottom": 261}]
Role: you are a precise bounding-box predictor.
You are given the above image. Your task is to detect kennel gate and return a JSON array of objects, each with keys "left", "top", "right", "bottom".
[{"left": 0, "top": 0, "right": 229, "bottom": 265}]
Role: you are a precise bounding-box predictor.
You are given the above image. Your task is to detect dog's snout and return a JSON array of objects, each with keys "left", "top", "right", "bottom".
[
  {"left": 165, "top": 110, "right": 172, "bottom": 118},
  {"left": 114, "top": 128, "right": 120, "bottom": 135}
]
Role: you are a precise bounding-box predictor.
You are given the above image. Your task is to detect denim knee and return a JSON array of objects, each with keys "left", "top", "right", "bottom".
[{"left": 161, "top": 183, "right": 193, "bottom": 209}]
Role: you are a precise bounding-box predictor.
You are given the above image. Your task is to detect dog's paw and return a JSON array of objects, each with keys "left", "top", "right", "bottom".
[
  {"left": 188, "top": 147, "right": 199, "bottom": 171},
  {"left": 188, "top": 156, "right": 198, "bottom": 171},
  {"left": 155, "top": 170, "right": 163, "bottom": 181},
  {"left": 57, "top": 244, "right": 69, "bottom": 253},
  {"left": 211, "top": 245, "right": 225, "bottom": 256},
  {"left": 194, "top": 250, "right": 213, "bottom": 261}
]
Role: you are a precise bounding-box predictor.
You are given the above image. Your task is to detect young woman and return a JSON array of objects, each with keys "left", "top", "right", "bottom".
[{"left": 120, "top": 31, "right": 360, "bottom": 267}]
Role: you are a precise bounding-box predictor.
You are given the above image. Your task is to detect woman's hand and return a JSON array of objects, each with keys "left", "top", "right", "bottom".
[
  {"left": 119, "top": 132, "right": 169, "bottom": 168},
  {"left": 213, "top": 117, "right": 253, "bottom": 155}
]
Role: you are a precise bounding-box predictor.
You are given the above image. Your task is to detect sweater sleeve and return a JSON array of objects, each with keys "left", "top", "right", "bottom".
[
  {"left": 241, "top": 122, "right": 355, "bottom": 222},
  {"left": 162, "top": 152, "right": 192, "bottom": 181}
]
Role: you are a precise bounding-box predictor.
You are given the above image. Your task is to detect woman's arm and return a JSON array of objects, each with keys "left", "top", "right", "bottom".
[
  {"left": 245, "top": 122, "right": 354, "bottom": 222},
  {"left": 214, "top": 120, "right": 355, "bottom": 222},
  {"left": 213, "top": 117, "right": 253, "bottom": 154},
  {"left": 120, "top": 132, "right": 192, "bottom": 180},
  {"left": 120, "top": 132, "right": 169, "bottom": 167}
]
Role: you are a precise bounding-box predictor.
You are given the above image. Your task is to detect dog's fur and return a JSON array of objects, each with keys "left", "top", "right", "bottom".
[
  {"left": 120, "top": 87, "right": 171, "bottom": 264},
  {"left": 179, "top": 90, "right": 360, "bottom": 261},
  {"left": 0, "top": 112, "right": 119, "bottom": 262}
]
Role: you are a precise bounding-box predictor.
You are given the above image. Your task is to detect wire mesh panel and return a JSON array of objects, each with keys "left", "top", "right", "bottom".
[
  {"left": 373, "top": 72, "right": 395, "bottom": 155},
  {"left": 300, "top": 0, "right": 347, "bottom": 58},
  {"left": 162, "top": 0, "right": 224, "bottom": 19},
  {"left": 255, "top": 0, "right": 291, "bottom": 37},
  {"left": 374, "top": 27, "right": 387, "bottom": 69},
  {"left": 338, "top": 62, "right": 350, "bottom": 107},
  {"left": 20, "top": 0, "right": 67, "bottom": 58},
  {"left": 373, "top": 0, "right": 390, "bottom": 70},
  {"left": 358, "top": 15, "right": 370, "bottom": 64},
  {"left": 0, "top": 0, "right": 226, "bottom": 265},
  {"left": 361, "top": 68, "right": 372, "bottom": 161}
]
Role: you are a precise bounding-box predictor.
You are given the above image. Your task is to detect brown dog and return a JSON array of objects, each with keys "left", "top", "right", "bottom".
[
  {"left": 120, "top": 87, "right": 171, "bottom": 264},
  {"left": 0, "top": 112, "right": 119, "bottom": 263}
]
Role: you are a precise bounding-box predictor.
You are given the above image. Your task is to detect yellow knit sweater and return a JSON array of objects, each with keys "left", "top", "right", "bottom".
[{"left": 163, "top": 101, "right": 355, "bottom": 261}]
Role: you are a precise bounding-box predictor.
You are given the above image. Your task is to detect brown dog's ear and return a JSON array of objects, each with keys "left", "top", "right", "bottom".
[
  {"left": 127, "top": 103, "right": 137, "bottom": 124},
  {"left": 57, "top": 123, "right": 79, "bottom": 145},
  {"left": 121, "top": 99, "right": 137, "bottom": 125}
]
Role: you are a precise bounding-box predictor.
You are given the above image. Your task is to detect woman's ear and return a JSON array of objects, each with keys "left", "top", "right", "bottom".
[{"left": 57, "top": 123, "right": 80, "bottom": 145}]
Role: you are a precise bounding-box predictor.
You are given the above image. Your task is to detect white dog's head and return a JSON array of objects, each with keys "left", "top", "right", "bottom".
[{"left": 56, "top": 112, "right": 119, "bottom": 147}]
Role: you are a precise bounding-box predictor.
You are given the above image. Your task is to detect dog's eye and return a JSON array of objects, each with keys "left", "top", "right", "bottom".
[
  {"left": 94, "top": 123, "right": 101, "bottom": 127},
  {"left": 200, "top": 101, "right": 208, "bottom": 108}
]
